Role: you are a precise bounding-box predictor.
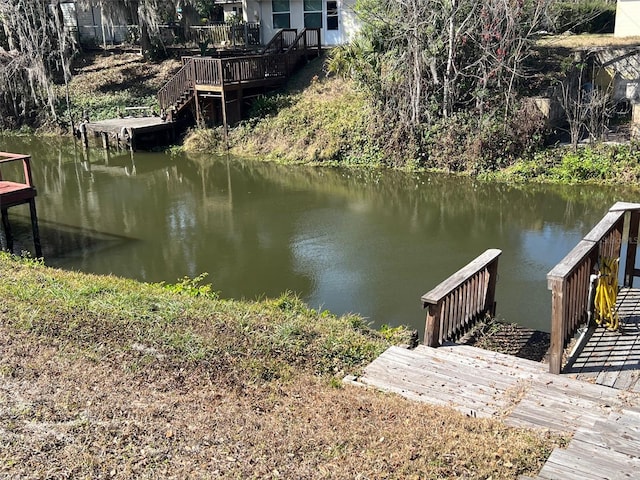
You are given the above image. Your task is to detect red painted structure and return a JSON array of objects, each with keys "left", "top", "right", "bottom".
[{"left": 0, "top": 152, "right": 42, "bottom": 257}]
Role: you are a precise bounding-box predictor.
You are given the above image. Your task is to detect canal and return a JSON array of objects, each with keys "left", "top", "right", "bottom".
[{"left": 1, "top": 136, "right": 636, "bottom": 336}]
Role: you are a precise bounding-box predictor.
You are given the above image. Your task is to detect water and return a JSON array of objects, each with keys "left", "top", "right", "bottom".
[{"left": 1, "top": 135, "right": 636, "bottom": 336}]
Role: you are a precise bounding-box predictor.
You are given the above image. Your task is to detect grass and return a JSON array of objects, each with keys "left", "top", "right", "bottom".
[
  {"left": 536, "top": 33, "right": 640, "bottom": 49},
  {"left": 489, "top": 143, "right": 640, "bottom": 185},
  {"left": 0, "top": 253, "right": 566, "bottom": 478},
  {"left": 183, "top": 56, "right": 385, "bottom": 166}
]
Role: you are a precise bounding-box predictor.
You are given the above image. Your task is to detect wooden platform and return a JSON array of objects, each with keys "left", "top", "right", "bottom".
[
  {"left": 565, "top": 287, "right": 640, "bottom": 391},
  {"left": 346, "top": 344, "right": 640, "bottom": 479},
  {"left": 84, "top": 117, "right": 175, "bottom": 151}
]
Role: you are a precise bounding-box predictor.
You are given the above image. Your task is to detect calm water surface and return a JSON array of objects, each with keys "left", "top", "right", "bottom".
[{"left": 2, "top": 136, "right": 637, "bottom": 336}]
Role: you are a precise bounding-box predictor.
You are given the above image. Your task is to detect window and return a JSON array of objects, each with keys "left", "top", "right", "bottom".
[
  {"left": 304, "top": 0, "right": 322, "bottom": 29},
  {"left": 326, "top": 1, "right": 338, "bottom": 30},
  {"left": 272, "top": 0, "right": 290, "bottom": 29}
]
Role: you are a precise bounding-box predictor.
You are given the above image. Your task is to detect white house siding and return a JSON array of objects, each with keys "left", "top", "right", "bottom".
[
  {"left": 255, "top": 0, "right": 360, "bottom": 46},
  {"left": 615, "top": 0, "right": 640, "bottom": 37}
]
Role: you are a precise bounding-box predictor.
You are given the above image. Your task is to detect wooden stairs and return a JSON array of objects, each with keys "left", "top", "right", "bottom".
[
  {"left": 346, "top": 344, "right": 640, "bottom": 479},
  {"left": 157, "top": 28, "right": 321, "bottom": 127}
]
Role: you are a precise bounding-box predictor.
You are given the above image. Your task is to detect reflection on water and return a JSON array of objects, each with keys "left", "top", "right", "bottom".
[{"left": 1, "top": 135, "right": 637, "bottom": 336}]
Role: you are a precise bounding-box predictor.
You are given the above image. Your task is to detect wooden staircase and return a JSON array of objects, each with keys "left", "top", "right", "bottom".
[
  {"left": 522, "top": 410, "right": 640, "bottom": 479},
  {"left": 347, "top": 344, "right": 640, "bottom": 479},
  {"left": 157, "top": 28, "right": 321, "bottom": 126}
]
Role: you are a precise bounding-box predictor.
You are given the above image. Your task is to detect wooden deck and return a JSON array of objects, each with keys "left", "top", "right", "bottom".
[
  {"left": 347, "top": 344, "right": 640, "bottom": 479},
  {"left": 565, "top": 287, "right": 640, "bottom": 391},
  {"left": 83, "top": 117, "right": 175, "bottom": 151}
]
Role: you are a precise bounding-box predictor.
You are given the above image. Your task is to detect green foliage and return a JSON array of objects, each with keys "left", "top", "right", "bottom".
[
  {"left": 421, "top": 102, "right": 547, "bottom": 173},
  {"left": 550, "top": 1, "right": 616, "bottom": 34},
  {"left": 248, "top": 93, "right": 294, "bottom": 118},
  {"left": 183, "top": 126, "right": 226, "bottom": 151},
  {"left": 157, "top": 273, "right": 218, "bottom": 298},
  {"left": 0, "top": 253, "right": 400, "bottom": 383},
  {"left": 494, "top": 144, "right": 640, "bottom": 184},
  {"left": 69, "top": 92, "right": 158, "bottom": 123}
]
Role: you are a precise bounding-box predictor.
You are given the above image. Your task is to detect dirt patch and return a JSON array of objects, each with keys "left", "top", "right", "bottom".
[
  {"left": 464, "top": 320, "right": 551, "bottom": 363},
  {"left": 0, "top": 327, "right": 562, "bottom": 479},
  {"left": 70, "top": 52, "right": 181, "bottom": 97}
]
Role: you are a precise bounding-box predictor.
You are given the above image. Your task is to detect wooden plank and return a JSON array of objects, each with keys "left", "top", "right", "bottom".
[
  {"left": 548, "top": 239, "right": 597, "bottom": 282},
  {"left": 584, "top": 210, "right": 626, "bottom": 243},
  {"left": 421, "top": 249, "right": 501, "bottom": 304},
  {"left": 575, "top": 429, "right": 640, "bottom": 458},
  {"left": 538, "top": 434, "right": 640, "bottom": 479},
  {"left": 609, "top": 202, "right": 640, "bottom": 212}
]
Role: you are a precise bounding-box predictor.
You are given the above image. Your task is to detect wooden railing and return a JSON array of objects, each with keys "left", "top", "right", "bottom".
[
  {"left": 282, "top": 28, "right": 321, "bottom": 75},
  {"left": 190, "top": 23, "right": 261, "bottom": 47},
  {"left": 0, "top": 152, "right": 41, "bottom": 257},
  {"left": 158, "top": 60, "right": 195, "bottom": 113},
  {"left": 261, "top": 28, "right": 300, "bottom": 54},
  {"left": 158, "top": 28, "right": 321, "bottom": 114},
  {"left": 547, "top": 202, "right": 640, "bottom": 374},
  {"left": 422, "top": 249, "right": 501, "bottom": 347}
]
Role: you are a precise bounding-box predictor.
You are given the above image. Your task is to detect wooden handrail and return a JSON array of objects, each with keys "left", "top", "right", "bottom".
[
  {"left": 261, "top": 28, "right": 298, "bottom": 54},
  {"left": 0, "top": 152, "right": 41, "bottom": 257},
  {"left": 546, "top": 202, "right": 640, "bottom": 374},
  {"left": 158, "top": 29, "right": 322, "bottom": 116},
  {"left": 158, "top": 59, "right": 195, "bottom": 112},
  {"left": 0, "top": 152, "right": 34, "bottom": 189},
  {"left": 422, "top": 249, "right": 501, "bottom": 347}
]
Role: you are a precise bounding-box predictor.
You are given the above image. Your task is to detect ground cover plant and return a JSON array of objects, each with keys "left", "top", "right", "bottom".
[{"left": 0, "top": 253, "right": 565, "bottom": 478}]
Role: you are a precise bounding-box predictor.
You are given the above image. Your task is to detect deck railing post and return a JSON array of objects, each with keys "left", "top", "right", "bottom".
[
  {"left": 486, "top": 256, "right": 499, "bottom": 316},
  {"left": 424, "top": 302, "right": 442, "bottom": 347},
  {"left": 548, "top": 277, "right": 566, "bottom": 374},
  {"left": 421, "top": 249, "right": 501, "bottom": 347},
  {"left": 625, "top": 210, "right": 640, "bottom": 287}
]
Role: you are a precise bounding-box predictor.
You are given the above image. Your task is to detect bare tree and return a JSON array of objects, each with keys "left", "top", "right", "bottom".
[
  {"left": 342, "top": 0, "right": 552, "bottom": 131},
  {"left": 559, "top": 59, "right": 613, "bottom": 149},
  {"left": 0, "top": 0, "right": 75, "bottom": 128}
]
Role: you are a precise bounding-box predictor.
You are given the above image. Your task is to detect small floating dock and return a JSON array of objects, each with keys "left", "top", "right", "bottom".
[{"left": 82, "top": 117, "right": 176, "bottom": 151}]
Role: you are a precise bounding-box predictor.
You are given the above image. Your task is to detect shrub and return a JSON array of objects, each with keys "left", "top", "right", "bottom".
[{"left": 422, "top": 102, "right": 547, "bottom": 173}]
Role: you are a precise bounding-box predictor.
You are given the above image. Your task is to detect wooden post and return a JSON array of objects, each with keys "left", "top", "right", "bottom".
[
  {"left": 80, "top": 122, "right": 89, "bottom": 149},
  {"left": 194, "top": 91, "right": 202, "bottom": 127},
  {"left": 424, "top": 302, "right": 442, "bottom": 347},
  {"left": 625, "top": 210, "right": 640, "bottom": 287},
  {"left": 100, "top": 131, "right": 109, "bottom": 150},
  {"left": 1, "top": 208, "right": 12, "bottom": 253},
  {"left": 548, "top": 278, "right": 566, "bottom": 374},
  {"left": 219, "top": 61, "right": 229, "bottom": 149},
  {"left": 28, "top": 199, "right": 42, "bottom": 258},
  {"left": 486, "top": 258, "right": 499, "bottom": 316}
]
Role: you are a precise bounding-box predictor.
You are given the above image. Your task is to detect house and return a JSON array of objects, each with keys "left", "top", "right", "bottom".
[
  {"left": 59, "top": 0, "right": 132, "bottom": 47},
  {"left": 615, "top": 0, "right": 640, "bottom": 37},
  {"left": 216, "top": 0, "right": 361, "bottom": 46}
]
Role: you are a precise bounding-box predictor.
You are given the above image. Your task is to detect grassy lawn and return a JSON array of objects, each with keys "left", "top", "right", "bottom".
[{"left": 0, "top": 253, "right": 565, "bottom": 478}]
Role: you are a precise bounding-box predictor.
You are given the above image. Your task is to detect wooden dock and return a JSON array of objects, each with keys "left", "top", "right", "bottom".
[
  {"left": 346, "top": 344, "right": 640, "bottom": 479},
  {"left": 83, "top": 116, "right": 175, "bottom": 152},
  {"left": 565, "top": 287, "right": 640, "bottom": 392}
]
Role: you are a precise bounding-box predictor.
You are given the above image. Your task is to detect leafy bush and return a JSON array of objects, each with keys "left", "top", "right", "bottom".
[{"left": 422, "top": 101, "right": 547, "bottom": 173}]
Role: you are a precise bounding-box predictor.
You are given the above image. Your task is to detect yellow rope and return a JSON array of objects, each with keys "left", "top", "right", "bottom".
[{"left": 594, "top": 256, "right": 619, "bottom": 331}]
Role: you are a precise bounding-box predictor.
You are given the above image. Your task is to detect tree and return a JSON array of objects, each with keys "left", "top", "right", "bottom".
[
  {"left": 326, "top": 0, "right": 552, "bottom": 166},
  {"left": 0, "top": 0, "right": 75, "bottom": 128}
]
